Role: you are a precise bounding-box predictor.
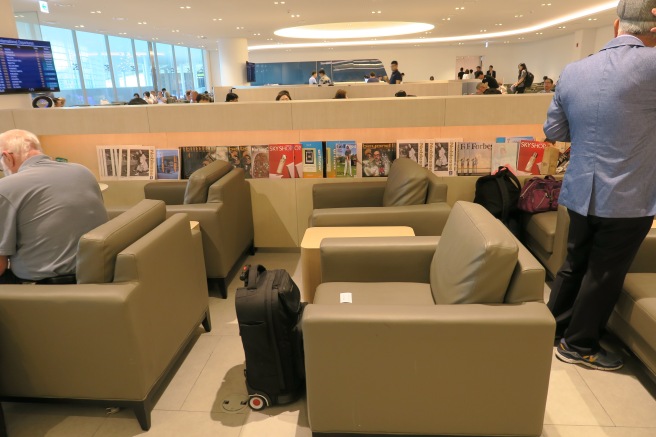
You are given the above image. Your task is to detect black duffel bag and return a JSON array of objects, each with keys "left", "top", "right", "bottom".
[{"left": 473, "top": 167, "right": 522, "bottom": 238}]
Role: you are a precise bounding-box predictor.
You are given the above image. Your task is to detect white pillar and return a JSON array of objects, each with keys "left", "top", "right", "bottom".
[
  {"left": 573, "top": 29, "right": 597, "bottom": 61},
  {"left": 217, "top": 38, "right": 248, "bottom": 87},
  {"left": 0, "top": 0, "right": 31, "bottom": 109}
]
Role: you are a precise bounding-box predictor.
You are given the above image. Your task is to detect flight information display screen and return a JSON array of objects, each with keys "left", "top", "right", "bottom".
[{"left": 0, "top": 37, "right": 60, "bottom": 94}]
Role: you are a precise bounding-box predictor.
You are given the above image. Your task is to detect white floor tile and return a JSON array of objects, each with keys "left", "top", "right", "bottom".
[
  {"left": 154, "top": 335, "right": 221, "bottom": 411},
  {"left": 180, "top": 336, "right": 249, "bottom": 413},
  {"left": 5, "top": 410, "right": 104, "bottom": 437},
  {"left": 94, "top": 410, "right": 245, "bottom": 437},
  {"left": 543, "top": 352, "right": 615, "bottom": 426},
  {"left": 542, "top": 424, "right": 656, "bottom": 437},
  {"left": 575, "top": 358, "right": 656, "bottom": 428}
]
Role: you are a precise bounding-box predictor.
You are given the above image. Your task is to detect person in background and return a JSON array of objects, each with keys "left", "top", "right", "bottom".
[
  {"left": 462, "top": 69, "right": 471, "bottom": 79},
  {"left": 457, "top": 67, "right": 465, "bottom": 80},
  {"left": 482, "top": 72, "right": 499, "bottom": 90},
  {"left": 198, "top": 94, "right": 211, "bottom": 103},
  {"left": 512, "top": 63, "right": 529, "bottom": 93},
  {"left": 143, "top": 91, "right": 155, "bottom": 104},
  {"left": 544, "top": 0, "right": 656, "bottom": 371},
  {"left": 276, "top": 90, "right": 292, "bottom": 101},
  {"left": 366, "top": 72, "right": 380, "bottom": 83},
  {"left": 225, "top": 92, "right": 239, "bottom": 102},
  {"left": 184, "top": 90, "right": 192, "bottom": 101},
  {"left": 128, "top": 93, "right": 148, "bottom": 105},
  {"left": 161, "top": 88, "right": 171, "bottom": 100},
  {"left": 318, "top": 69, "right": 332, "bottom": 85},
  {"left": 540, "top": 78, "right": 555, "bottom": 93},
  {"left": 474, "top": 70, "right": 485, "bottom": 79},
  {"left": 0, "top": 129, "right": 107, "bottom": 284},
  {"left": 53, "top": 97, "right": 66, "bottom": 107},
  {"left": 389, "top": 60, "right": 403, "bottom": 84},
  {"left": 309, "top": 71, "right": 318, "bottom": 85},
  {"left": 333, "top": 89, "right": 347, "bottom": 99},
  {"left": 487, "top": 65, "right": 496, "bottom": 78},
  {"left": 474, "top": 82, "right": 488, "bottom": 95},
  {"left": 190, "top": 90, "right": 199, "bottom": 103}
]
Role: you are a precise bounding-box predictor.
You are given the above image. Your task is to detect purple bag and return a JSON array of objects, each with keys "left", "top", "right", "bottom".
[{"left": 518, "top": 175, "right": 561, "bottom": 213}]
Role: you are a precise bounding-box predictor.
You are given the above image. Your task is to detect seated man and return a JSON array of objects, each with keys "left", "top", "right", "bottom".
[
  {"left": 0, "top": 129, "right": 108, "bottom": 284},
  {"left": 366, "top": 72, "right": 380, "bottom": 83},
  {"left": 540, "top": 77, "right": 555, "bottom": 93}
]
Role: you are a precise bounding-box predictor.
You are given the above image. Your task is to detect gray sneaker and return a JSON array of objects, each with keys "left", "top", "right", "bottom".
[{"left": 555, "top": 339, "right": 623, "bottom": 371}]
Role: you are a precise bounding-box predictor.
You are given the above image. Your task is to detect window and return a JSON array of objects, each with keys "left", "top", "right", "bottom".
[
  {"left": 134, "top": 40, "right": 154, "bottom": 92},
  {"left": 39, "top": 26, "right": 84, "bottom": 105},
  {"left": 155, "top": 43, "right": 178, "bottom": 98},
  {"left": 190, "top": 48, "right": 206, "bottom": 92},
  {"left": 174, "top": 45, "right": 192, "bottom": 96},
  {"left": 108, "top": 35, "right": 139, "bottom": 102},
  {"left": 76, "top": 31, "right": 113, "bottom": 105}
]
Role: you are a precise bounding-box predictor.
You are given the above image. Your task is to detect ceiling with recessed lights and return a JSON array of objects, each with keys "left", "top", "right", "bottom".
[{"left": 9, "top": 0, "right": 618, "bottom": 50}]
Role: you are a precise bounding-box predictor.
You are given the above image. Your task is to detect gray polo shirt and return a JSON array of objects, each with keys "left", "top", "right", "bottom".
[{"left": 0, "top": 155, "right": 108, "bottom": 280}]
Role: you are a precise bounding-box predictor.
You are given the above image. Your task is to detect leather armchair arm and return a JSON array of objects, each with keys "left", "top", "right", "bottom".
[
  {"left": 310, "top": 203, "right": 451, "bottom": 236},
  {"left": 320, "top": 236, "right": 439, "bottom": 283},
  {"left": 312, "top": 182, "right": 386, "bottom": 209},
  {"left": 0, "top": 283, "right": 153, "bottom": 399},
  {"left": 144, "top": 181, "right": 187, "bottom": 205},
  {"left": 629, "top": 228, "right": 656, "bottom": 273},
  {"left": 303, "top": 302, "right": 555, "bottom": 435}
]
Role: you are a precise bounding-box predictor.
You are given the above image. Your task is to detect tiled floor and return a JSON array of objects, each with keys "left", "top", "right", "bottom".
[{"left": 4, "top": 251, "right": 656, "bottom": 437}]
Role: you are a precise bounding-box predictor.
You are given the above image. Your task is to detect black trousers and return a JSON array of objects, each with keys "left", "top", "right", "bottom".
[
  {"left": 0, "top": 269, "right": 21, "bottom": 284},
  {"left": 548, "top": 210, "right": 653, "bottom": 354},
  {"left": 515, "top": 87, "right": 526, "bottom": 94}
]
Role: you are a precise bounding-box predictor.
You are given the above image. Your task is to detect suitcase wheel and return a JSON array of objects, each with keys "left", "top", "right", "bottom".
[{"left": 248, "top": 394, "right": 268, "bottom": 411}]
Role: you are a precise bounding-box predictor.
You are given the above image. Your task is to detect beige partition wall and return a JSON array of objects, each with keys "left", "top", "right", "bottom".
[{"left": 3, "top": 94, "right": 553, "bottom": 247}]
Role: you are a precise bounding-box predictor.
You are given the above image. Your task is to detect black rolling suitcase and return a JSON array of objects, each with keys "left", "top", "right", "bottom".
[{"left": 235, "top": 264, "right": 306, "bottom": 410}]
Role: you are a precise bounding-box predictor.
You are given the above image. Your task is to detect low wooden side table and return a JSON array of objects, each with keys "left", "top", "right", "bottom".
[{"left": 300, "top": 226, "right": 415, "bottom": 303}]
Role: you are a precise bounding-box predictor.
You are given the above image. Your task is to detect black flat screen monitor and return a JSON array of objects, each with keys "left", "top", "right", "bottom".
[
  {"left": 0, "top": 37, "right": 60, "bottom": 94},
  {"left": 246, "top": 61, "right": 256, "bottom": 83}
]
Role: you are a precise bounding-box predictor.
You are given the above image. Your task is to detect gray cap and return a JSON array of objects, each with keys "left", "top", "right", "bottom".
[{"left": 617, "top": 0, "right": 656, "bottom": 22}]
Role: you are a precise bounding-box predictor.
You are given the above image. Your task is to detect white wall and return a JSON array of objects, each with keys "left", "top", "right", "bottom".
[{"left": 249, "top": 25, "right": 614, "bottom": 85}]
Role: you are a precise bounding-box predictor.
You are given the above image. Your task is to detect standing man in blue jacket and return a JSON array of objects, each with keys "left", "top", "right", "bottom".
[{"left": 544, "top": 0, "right": 656, "bottom": 371}]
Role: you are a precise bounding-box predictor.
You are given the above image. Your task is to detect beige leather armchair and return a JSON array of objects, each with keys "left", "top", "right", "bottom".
[
  {"left": 303, "top": 201, "right": 555, "bottom": 436},
  {"left": 309, "top": 158, "right": 451, "bottom": 236},
  {"left": 144, "top": 160, "right": 255, "bottom": 297},
  {"left": 522, "top": 205, "right": 570, "bottom": 278},
  {"left": 0, "top": 200, "right": 210, "bottom": 431},
  {"left": 608, "top": 228, "right": 656, "bottom": 378}
]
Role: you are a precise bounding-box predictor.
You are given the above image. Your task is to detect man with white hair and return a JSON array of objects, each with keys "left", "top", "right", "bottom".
[
  {"left": 0, "top": 129, "right": 107, "bottom": 284},
  {"left": 544, "top": 2, "right": 656, "bottom": 370}
]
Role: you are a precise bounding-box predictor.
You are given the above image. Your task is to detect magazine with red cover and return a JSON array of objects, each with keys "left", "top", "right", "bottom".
[
  {"left": 517, "top": 141, "right": 550, "bottom": 175},
  {"left": 268, "top": 144, "right": 296, "bottom": 178}
]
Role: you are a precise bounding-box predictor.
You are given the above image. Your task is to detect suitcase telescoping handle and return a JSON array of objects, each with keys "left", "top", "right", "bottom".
[{"left": 240, "top": 264, "right": 267, "bottom": 290}]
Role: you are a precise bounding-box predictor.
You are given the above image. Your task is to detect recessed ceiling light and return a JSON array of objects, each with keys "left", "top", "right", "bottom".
[
  {"left": 290, "top": 14, "right": 300, "bottom": 18},
  {"left": 113, "top": 17, "right": 126, "bottom": 21},
  {"left": 455, "top": 7, "right": 465, "bottom": 10},
  {"left": 514, "top": 14, "right": 524, "bottom": 18},
  {"left": 119, "top": 32, "right": 127, "bottom": 35},
  {"left": 371, "top": 10, "right": 381, "bottom": 14},
  {"left": 172, "top": 29, "right": 180, "bottom": 32},
  {"left": 251, "top": 1, "right": 619, "bottom": 51},
  {"left": 558, "top": 26, "right": 566, "bottom": 29},
  {"left": 236, "top": 26, "right": 244, "bottom": 30},
  {"left": 137, "top": 21, "right": 147, "bottom": 25},
  {"left": 494, "top": 23, "right": 503, "bottom": 26},
  {"left": 213, "top": 18, "right": 223, "bottom": 21},
  {"left": 275, "top": 21, "right": 434, "bottom": 39},
  {"left": 541, "top": 3, "right": 552, "bottom": 5},
  {"left": 74, "top": 25, "right": 85, "bottom": 28},
  {"left": 253, "top": 33, "right": 261, "bottom": 36},
  {"left": 90, "top": 11, "right": 101, "bottom": 14},
  {"left": 536, "top": 32, "right": 543, "bottom": 34},
  {"left": 180, "top": 6, "right": 191, "bottom": 9},
  {"left": 588, "top": 17, "right": 598, "bottom": 21}
]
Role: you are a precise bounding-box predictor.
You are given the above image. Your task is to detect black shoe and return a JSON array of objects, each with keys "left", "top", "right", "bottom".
[{"left": 555, "top": 339, "right": 623, "bottom": 371}]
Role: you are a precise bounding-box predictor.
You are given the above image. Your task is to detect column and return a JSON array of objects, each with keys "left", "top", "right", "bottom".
[
  {"left": 573, "top": 29, "right": 597, "bottom": 61},
  {"left": 216, "top": 38, "right": 248, "bottom": 87},
  {"left": 0, "top": 0, "right": 31, "bottom": 109}
]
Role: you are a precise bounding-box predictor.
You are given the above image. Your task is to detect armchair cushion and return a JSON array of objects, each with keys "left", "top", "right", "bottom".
[
  {"left": 144, "top": 181, "right": 187, "bottom": 205},
  {"left": 77, "top": 199, "right": 166, "bottom": 284},
  {"left": 430, "top": 201, "right": 518, "bottom": 304},
  {"left": 314, "top": 282, "right": 435, "bottom": 306},
  {"left": 382, "top": 158, "right": 428, "bottom": 207},
  {"left": 184, "top": 160, "right": 232, "bottom": 204}
]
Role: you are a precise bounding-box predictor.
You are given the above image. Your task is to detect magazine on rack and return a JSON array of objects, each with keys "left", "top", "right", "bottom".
[{"left": 362, "top": 143, "right": 395, "bottom": 177}]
